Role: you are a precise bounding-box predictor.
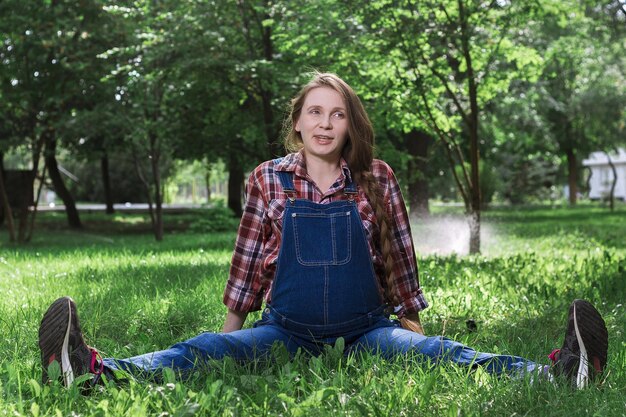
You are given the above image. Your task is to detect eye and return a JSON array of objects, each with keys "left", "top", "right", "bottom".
[
  {"left": 309, "top": 108, "right": 320, "bottom": 115},
  {"left": 332, "top": 111, "right": 345, "bottom": 119}
]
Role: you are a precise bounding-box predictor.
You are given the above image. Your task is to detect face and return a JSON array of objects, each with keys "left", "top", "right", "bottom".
[{"left": 295, "top": 87, "right": 349, "bottom": 163}]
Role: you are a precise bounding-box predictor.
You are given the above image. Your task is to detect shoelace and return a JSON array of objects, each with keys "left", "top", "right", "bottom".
[
  {"left": 548, "top": 348, "right": 560, "bottom": 364},
  {"left": 89, "top": 348, "right": 104, "bottom": 375}
]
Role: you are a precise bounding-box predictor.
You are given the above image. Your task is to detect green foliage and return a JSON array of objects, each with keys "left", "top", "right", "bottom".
[
  {"left": 455, "top": 160, "right": 502, "bottom": 206},
  {"left": 61, "top": 149, "right": 151, "bottom": 204},
  {"left": 0, "top": 0, "right": 122, "bottom": 148},
  {"left": 479, "top": 160, "right": 500, "bottom": 206},
  {"left": 0, "top": 206, "right": 624, "bottom": 415},
  {"left": 187, "top": 203, "right": 240, "bottom": 233},
  {"left": 2, "top": 0, "right": 624, "bottom": 227},
  {"left": 489, "top": 0, "right": 626, "bottom": 203}
]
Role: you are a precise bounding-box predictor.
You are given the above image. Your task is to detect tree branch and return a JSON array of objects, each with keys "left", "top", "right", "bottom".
[
  {"left": 400, "top": 2, "right": 472, "bottom": 128},
  {"left": 408, "top": 71, "right": 472, "bottom": 206}
]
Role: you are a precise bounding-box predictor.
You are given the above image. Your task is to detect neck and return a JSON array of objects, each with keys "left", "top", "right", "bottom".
[
  {"left": 303, "top": 152, "right": 342, "bottom": 192},
  {"left": 304, "top": 153, "right": 341, "bottom": 177}
]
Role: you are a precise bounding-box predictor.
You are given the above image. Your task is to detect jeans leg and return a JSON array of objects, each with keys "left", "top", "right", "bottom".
[
  {"left": 350, "top": 326, "right": 541, "bottom": 375},
  {"left": 102, "top": 323, "right": 301, "bottom": 377}
]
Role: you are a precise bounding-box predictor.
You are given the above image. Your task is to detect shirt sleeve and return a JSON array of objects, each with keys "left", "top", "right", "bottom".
[
  {"left": 223, "top": 167, "right": 269, "bottom": 313},
  {"left": 380, "top": 162, "right": 429, "bottom": 317}
]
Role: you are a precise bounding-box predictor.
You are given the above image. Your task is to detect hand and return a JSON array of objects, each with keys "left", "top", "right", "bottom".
[
  {"left": 223, "top": 309, "right": 248, "bottom": 333},
  {"left": 399, "top": 312, "right": 425, "bottom": 335}
]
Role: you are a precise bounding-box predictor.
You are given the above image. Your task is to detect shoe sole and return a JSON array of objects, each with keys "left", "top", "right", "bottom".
[
  {"left": 572, "top": 299, "right": 608, "bottom": 388},
  {"left": 39, "top": 297, "right": 76, "bottom": 386}
]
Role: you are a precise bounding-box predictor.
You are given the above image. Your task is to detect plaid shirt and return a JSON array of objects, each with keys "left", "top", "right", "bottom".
[{"left": 223, "top": 151, "right": 428, "bottom": 318}]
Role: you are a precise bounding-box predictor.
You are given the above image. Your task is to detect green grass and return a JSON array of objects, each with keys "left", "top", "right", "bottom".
[{"left": 0, "top": 205, "right": 625, "bottom": 416}]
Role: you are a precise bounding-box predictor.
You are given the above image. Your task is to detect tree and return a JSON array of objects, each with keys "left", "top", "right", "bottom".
[
  {"left": 101, "top": 0, "right": 196, "bottom": 240},
  {"left": 531, "top": 0, "right": 626, "bottom": 205},
  {"left": 0, "top": 0, "right": 55, "bottom": 239},
  {"left": 350, "top": 0, "right": 542, "bottom": 253},
  {"left": 160, "top": 0, "right": 298, "bottom": 217},
  {"left": 0, "top": 0, "right": 120, "bottom": 235}
]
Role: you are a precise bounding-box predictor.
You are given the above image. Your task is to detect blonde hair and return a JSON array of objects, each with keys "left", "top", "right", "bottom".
[{"left": 284, "top": 72, "right": 399, "bottom": 306}]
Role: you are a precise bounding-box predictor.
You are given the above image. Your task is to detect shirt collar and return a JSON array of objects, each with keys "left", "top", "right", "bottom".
[{"left": 275, "top": 150, "right": 353, "bottom": 184}]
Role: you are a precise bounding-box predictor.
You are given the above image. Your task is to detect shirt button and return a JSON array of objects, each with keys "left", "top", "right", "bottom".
[{"left": 264, "top": 308, "right": 270, "bottom": 314}]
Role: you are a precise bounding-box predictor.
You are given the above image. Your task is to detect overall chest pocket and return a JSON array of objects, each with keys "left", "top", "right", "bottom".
[{"left": 292, "top": 211, "right": 352, "bottom": 266}]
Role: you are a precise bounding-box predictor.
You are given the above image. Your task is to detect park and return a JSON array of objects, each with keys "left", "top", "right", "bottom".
[{"left": 1, "top": 1, "right": 625, "bottom": 416}]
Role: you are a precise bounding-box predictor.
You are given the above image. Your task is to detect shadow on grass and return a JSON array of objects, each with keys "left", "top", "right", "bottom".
[{"left": 0, "top": 230, "right": 237, "bottom": 257}]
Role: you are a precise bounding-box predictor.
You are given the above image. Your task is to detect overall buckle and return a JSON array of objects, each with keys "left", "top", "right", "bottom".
[
  {"left": 284, "top": 189, "right": 296, "bottom": 204},
  {"left": 344, "top": 190, "right": 357, "bottom": 202}
]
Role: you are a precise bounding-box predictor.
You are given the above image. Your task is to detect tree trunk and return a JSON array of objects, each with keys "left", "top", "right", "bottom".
[
  {"left": 132, "top": 149, "right": 156, "bottom": 231},
  {"left": 25, "top": 166, "right": 47, "bottom": 243},
  {"left": 584, "top": 166, "right": 592, "bottom": 196},
  {"left": 566, "top": 148, "right": 578, "bottom": 206},
  {"left": 228, "top": 155, "right": 244, "bottom": 217},
  {"left": 0, "top": 156, "right": 16, "bottom": 242},
  {"left": 606, "top": 152, "right": 617, "bottom": 211},
  {"left": 205, "top": 164, "right": 212, "bottom": 204},
  {"left": 260, "top": 22, "right": 279, "bottom": 158},
  {"left": 406, "top": 130, "right": 433, "bottom": 220},
  {"left": 237, "top": 0, "right": 279, "bottom": 158},
  {"left": 101, "top": 152, "right": 115, "bottom": 214},
  {"left": 148, "top": 131, "right": 163, "bottom": 241},
  {"left": 459, "top": 0, "right": 481, "bottom": 254},
  {"left": 468, "top": 210, "right": 480, "bottom": 255},
  {"left": 45, "top": 133, "right": 82, "bottom": 229},
  {"left": 0, "top": 155, "right": 4, "bottom": 226}
]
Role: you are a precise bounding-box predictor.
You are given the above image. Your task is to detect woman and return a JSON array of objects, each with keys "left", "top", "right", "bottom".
[{"left": 39, "top": 73, "right": 608, "bottom": 390}]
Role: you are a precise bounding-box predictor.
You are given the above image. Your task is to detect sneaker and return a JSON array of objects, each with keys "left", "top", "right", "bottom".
[
  {"left": 38, "top": 296, "right": 103, "bottom": 387},
  {"left": 550, "top": 299, "right": 608, "bottom": 389}
]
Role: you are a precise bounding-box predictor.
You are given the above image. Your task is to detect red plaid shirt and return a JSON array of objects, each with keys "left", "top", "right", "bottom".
[{"left": 223, "top": 151, "right": 428, "bottom": 318}]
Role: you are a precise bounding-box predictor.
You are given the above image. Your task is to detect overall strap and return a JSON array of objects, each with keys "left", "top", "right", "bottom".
[
  {"left": 344, "top": 171, "right": 358, "bottom": 201},
  {"left": 273, "top": 158, "right": 297, "bottom": 202}
]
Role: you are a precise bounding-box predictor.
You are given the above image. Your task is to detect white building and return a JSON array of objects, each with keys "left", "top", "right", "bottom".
[{"left": 582, "top": 148, "right": 626, "bottom": 201}]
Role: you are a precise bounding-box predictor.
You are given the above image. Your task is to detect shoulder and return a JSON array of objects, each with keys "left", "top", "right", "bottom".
[
  {"left": 371, "top": 159, "right": 394, "bottom": 172},
  {"left": 249, "top": 153, "right": 295, "bottom": 182},
  {"left": 249, "top": 160, "right": 274, "bottom": 185},
  {"left": 370, "top": 159, "right": 396, "bottom": 182},
  {"left": 248, "top": 153, "right": 299, "bottom": 195},
  {"left": 368, "top": 159, "right": 402, "bottom": 199}
]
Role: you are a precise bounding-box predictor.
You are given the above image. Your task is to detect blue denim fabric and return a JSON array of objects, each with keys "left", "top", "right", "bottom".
[
  {"left": 103, "top": 167, "right": 540, "bottom": 377},
  {"left": 268, "top": 170, "right": 383, "bottom": 328}
]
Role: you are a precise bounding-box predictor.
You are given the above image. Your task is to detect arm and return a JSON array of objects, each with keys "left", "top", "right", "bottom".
[
  {"left": 223, "top": 165, "right": 271, "bottom": 318},
  {"left": 223, "top": 309, "right": 249, "bottom": 333},
  {"left": 376, "top": 161, "right": 429, "bottom": 323}
]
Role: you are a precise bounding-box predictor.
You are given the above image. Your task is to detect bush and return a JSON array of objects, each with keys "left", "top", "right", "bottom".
[{"left": 188, "top": 203, "right": 240, "bottom": 233}]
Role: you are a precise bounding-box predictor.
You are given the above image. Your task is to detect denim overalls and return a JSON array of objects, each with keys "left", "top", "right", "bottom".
[
  {"left": 265, "top": 168, "right": 390, "bottom": 344},
  {"left": 103, "top": 166, "right": 542, "bottom": 377}
]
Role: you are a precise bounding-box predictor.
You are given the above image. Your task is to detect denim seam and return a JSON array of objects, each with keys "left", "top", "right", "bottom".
[
  {"left": 267, "top": 305, "right": 388, "bottom": 338},
  {"left": 352, "top": 202, "right": 383, "bottom": 301},
  {"left": 345, "top": 212, "right": 352, "bottom": 264},
  {"left": 331, "top": 216, "right": 337, "bottom": 264},
  {"left": 324, "top": 266, "right": 329, "bottom": 325},
  {"left": 292, "top": 212, "right": 352, "bottom": 266}
]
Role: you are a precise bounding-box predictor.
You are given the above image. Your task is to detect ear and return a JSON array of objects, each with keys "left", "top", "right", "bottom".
[{"left": 294, "top": 119, "right": 301, "bottom": 132}]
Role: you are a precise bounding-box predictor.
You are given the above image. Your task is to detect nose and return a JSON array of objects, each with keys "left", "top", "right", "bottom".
[{"left": 319, "top": 114, "right": 332, "bottom": 129}]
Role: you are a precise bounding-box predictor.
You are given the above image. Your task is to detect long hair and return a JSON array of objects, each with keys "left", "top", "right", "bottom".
[{"left": 283, "top": 72, "right": 399, "bottom": 306}]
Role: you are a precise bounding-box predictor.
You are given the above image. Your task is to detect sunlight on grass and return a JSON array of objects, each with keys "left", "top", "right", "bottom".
[
  {"left": 413, "top": 205, "right": 626, "bottom": 258},
  {"left": 0, "top": 206, "right": 624, "bottom": 416},
  {"left": 112, "top": 214, "right": 147, "bottom": 225}
]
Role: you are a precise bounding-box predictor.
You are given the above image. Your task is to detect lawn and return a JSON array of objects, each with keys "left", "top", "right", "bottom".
[{"left": 0, "top": 205, "right": 624, "bottom": 416}]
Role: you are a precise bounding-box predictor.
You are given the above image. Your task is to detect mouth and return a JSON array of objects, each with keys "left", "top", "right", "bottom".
[{"left": 314, "top": 135, "right": 334, "bottom": 142}]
